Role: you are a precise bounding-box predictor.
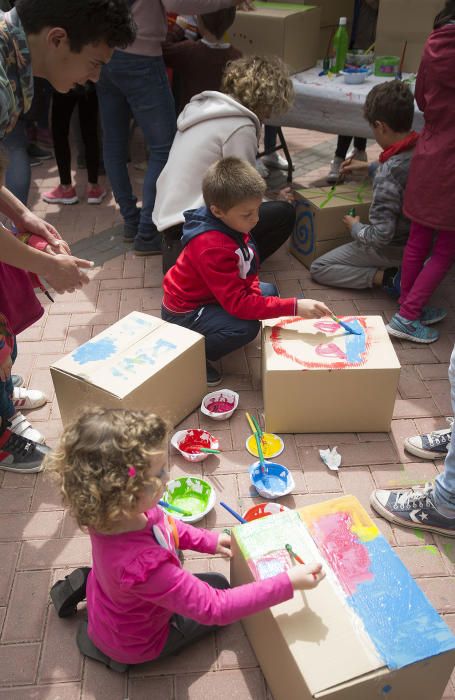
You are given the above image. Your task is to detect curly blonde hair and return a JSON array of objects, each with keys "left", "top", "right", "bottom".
[
  {"left": 221, "top": 55, "right": 294, "bottom": 122},
  {"left": 45, "top": 408, "right": 168, "bottom": 532}
]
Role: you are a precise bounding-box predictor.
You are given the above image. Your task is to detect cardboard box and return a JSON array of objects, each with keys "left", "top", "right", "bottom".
[
  {"left": 231, "top": 496, "right": 455, "bottom": 700},
  {"left": 265, "top": 0, "right": 353, "bottom": 27},
  {"left": 261, "top": 315, "right": 400, "bottom": 433},
  {"left": 375, "top": 0, "right": 445, "bottom": 73},
  {"left": 230, "top": 3, "right": 321, "bottom": 73},
  {"left": 290, "top": 183, "right": 372, "bottom": 269},
  {"left": 51, "top": 312, "right": 206, "bottom": 427}
]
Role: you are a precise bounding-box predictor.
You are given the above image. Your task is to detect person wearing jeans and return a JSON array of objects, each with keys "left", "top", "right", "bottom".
[{"left": 371, "top": 343, "right": 455, "bottom": 537}]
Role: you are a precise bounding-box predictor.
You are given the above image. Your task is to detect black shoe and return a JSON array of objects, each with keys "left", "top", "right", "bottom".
[
  {"left": 27, "top": 143, "right": 53, "bottom": 161},
  {"left": 50, "top": 567, "right": 92, "bottom": 617},
  {"left": 77, "top": 620, "right": 128, "bottom": 673},
  {"left": 133, "top": 234, "right": 162, "bottom": 256},
  {"left": 206, "top": 362, "right": 222, "bottom": 387},
  {"left": 0, "top": 428, "right": 49, "bottom": 473},
  {"left": 123, "top": 224, "right": 137, "bottom": 243}
]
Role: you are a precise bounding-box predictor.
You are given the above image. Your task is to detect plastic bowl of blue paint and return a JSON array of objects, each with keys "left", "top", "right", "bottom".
[{"left": 248, "top": 462, "right": 295, "bottom": 500}]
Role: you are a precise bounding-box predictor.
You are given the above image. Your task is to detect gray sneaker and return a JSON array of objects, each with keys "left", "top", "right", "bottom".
[
  {"left": 0, "top": 427, "right": 50, "bottom": 472},
  {"left": 404, "top": 420, "right": 452, "bottom": 459},
  {"left": 11, "top": 374, "right": 23, "bottom": 388},
  {"left": 326, "top": 156, "right": 344, "bottom": 184},
  {"left": 370, "top": 483, "right": 455, "bottom": 537}
]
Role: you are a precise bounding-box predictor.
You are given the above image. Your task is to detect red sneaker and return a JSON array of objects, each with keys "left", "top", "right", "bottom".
[
  {"left": 87, "top": 184, "right": 107, "bottom": 205},
  {"left": 43, "top": 184, "right": 79, "bottom": 205}
]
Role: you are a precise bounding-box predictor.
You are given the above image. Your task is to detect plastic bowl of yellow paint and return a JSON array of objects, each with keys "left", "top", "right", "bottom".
[
  {"left": 200, "top": 389, "right": 239, "bottom": 421},
  {"left": 245, "top": 432, "right": 284, "bottom": 460},
  {"left": 161, "top": 477, "right": 216, "bottom": 523}
]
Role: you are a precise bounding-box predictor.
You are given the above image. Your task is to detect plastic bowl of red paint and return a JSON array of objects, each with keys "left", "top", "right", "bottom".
[
  {"left": 243, "top": 502, "right": 289, "bottom": 522},
  {"left": 200, "top": 389, "right": 239, "bottom": 421},
  {"left": 249, "top": 462, "right": 295, "bottom": 500},
  {"left": 171, "top": 428, "right": 220, "bottom": 463}
]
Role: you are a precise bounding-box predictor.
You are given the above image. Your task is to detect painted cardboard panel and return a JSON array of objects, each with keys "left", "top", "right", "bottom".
[
  {"left": 231, "top": 496, "right": 455, "bottom": 700},
  {"left": 51, "top": 312, "right": 206, "bottom": 427},
  {"left": 230, "top": 4, "right": 321, "bottom": 73},
  {"left": 261, "top": 315, "right": 400, "bottom": 432}
]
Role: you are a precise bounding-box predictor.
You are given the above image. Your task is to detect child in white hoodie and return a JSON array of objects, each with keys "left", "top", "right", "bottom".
[{"left": 153, "top": 55, "right": 296, "bottom": 272}]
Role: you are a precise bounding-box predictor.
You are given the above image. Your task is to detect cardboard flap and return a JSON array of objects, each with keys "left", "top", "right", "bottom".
[
  {"left": 262, "top": 315, "right": 400, "bottom": 372},
  {"left": 51, "top": 312, "right": 203, "bottom": 399},
  {"left": 234, "top": 511, "right": 385, "bottom": 695}
]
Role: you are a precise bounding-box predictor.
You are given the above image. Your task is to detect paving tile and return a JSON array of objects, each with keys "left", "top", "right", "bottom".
[
  {"left": 394, "top": 545, "right": 447, "bottom": 577},
  {"left": 129, "top": 633, "right": 217, "bottom": 678},
  {"left": 0, "top": 642, "right": 40, "bottom": 685},
  {"left": 81, "top": 659, "right": 127, "bottom": 699},
  {"left": 175, "top": 669, "right": 266, "bottom": 700},
  {"left": 0, "top": 541, "right": 20, "bottom": 605},
  {"left": 0, "top": 488, "right": 33, "bottom": 513},
  {"left": 298, "top": 448, "right": 342, "bottom": 494},
  {"left": 0, "top": 683, "right": 81, "bottom": 699},
  {"left": 38, "top": 610, "right": 83, "bottom": 683},
  {"left": 128, "top": 676, "right": 174, "bottom": 700},
  {"left": 393, "top": 398, "right": 441, "bottom": 419},
  {"left": 18, "top": 536, "right": 91, "bottom": 570},
  {"left": 371, "top": 461, "right": 439, "bottom": 489},
  {"left": 2, "top": 569, "right": 51, "bottom": 642},
  {"left": 338, "top": 467, "right": 376, "bottom": 515},
  {"left": 417, "top": 577, "right": 455, "bottom": 613},
  {"left": 216, "top": 622, "right": 258, "bottom": 670}
]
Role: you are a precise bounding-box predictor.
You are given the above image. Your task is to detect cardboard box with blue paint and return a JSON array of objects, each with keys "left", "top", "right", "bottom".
[
  {"left": 231, "top": 495, "right": 455, "bottom": 700},
  {"left": 290, "top": 182, "right": 373, "bottom": 268},
  {"left": 51, "top": 311, "right": 206, "bottom": 427},
  {"left": 261, "top": 315, "right": 400, "bottom": 433}
]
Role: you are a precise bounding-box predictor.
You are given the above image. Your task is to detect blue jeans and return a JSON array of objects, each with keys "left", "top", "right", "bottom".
[
  {"left": 161, "top": 282, "right": 278, "bottom": 362},
  {"left": 0, "top": 338, "right": 16, "bottom": 425},
  {"left": 4, "top": 119, "right": 31, "bottom": 205},
  {"left": 96, "top": 51, "right": 177, "bottom": 242},
  {"left": 434, "top": 344, "right": 455, "bottom": 513}
]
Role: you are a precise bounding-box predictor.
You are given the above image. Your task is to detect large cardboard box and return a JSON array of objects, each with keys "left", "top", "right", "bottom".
[
  {"left": 265, "top": 0, "right": 353, "bottom": 27},
  {"left": 375, "top": 0, "right": 445, "bottom": 73},
  {"left": 230, "top": 3, "right": 321, "bottom": 73},
  {"left": 231, "top": 496, "right": 455, "bottom": 700},
  {"left": 290, "top": 182, "right": 372, "bottom": 268},
  {"left": 51, "top": 312, "right": 206, "bottom": 427},
  {"left": 262, "top": 315, "right": 400, "bottom": 433}
]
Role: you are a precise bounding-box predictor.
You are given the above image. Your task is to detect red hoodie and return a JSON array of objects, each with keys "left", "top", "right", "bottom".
[{"left": 162, "top": 207, "right": 296, "bottom": 320}]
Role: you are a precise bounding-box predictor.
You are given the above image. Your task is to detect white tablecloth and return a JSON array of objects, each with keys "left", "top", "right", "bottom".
[{"left": 273, "top": 66, "right": 424, "bottom": 139}]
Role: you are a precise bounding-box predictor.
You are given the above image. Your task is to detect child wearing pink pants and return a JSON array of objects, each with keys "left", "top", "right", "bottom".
[{"left": 387, "top": 3, "right": 455, "bottom": 343}]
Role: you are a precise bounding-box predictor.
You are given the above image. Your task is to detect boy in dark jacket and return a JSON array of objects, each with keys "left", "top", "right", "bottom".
[
  {"left": 311, "top": 80, "right": 417, "bottom": 294},
  {"left": 162, "top": 157, "right": 331, "bottom": 386}
]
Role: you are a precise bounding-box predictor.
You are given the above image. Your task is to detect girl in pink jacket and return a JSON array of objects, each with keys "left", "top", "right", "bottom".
[
  {"left": 387, "top": 1, "right": 455, "bottom": 344},
  {"left": 47, "top": 407, "right": 324, "bottom": 672}
]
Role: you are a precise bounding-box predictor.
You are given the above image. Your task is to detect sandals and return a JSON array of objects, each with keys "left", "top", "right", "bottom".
[
  {"left": 77, "top": 620, "right": 128, "bottom": 673},
  {"left": 50, "top": 567, "right": 92, "bottom": 617}
]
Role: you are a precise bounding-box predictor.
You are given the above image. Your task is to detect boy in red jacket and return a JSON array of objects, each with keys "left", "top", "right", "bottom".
[{"left": 161, "top": 157, "right": 332, "bottom": 385}]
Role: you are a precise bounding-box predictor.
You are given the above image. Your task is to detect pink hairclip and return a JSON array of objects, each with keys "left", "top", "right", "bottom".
[{"left": 127, "top": 465, "right": 136, "bottom": 478}]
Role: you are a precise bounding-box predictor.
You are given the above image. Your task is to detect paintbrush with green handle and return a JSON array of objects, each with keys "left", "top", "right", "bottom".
[
  {"left": 199, "top": 447, "right": 221, "bottom": 454},
  {"left": 331, "top": 314, "right": 362, "bottom": 335}
]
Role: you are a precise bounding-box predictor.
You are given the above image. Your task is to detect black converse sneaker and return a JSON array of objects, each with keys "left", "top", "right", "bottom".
[
  {"left": 404, "top": 419, "right": 452, "bottom": 460},
  {"left": 0, "top": 426, "right": 50, "bottom": 472},
  {"left": 370, "top": 483, "right": 455, "bottom": 537}
]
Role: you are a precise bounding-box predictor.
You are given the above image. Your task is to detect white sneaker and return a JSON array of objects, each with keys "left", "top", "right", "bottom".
[
  {"left": 327, "top": 156, "right": 344, "bottom": 184},
  {"left": 347, "top": 148, "right": 368, "bottom": 162},
  {"left": 255, "top": 159, "right": 269, "bottom": 179},
  {"left": 261, "top": 152, "right": 291, "bottom": 171},
  {"left": 13, "top": 387, "right": 47, "bottom": 410},
  {"left": 9, "top": 412, "right": 46, "bottom": 444}
]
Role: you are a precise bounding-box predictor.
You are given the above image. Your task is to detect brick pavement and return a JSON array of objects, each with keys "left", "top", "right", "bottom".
[{"left": 0, "top": 127, "right": 454, "bottom": 699}]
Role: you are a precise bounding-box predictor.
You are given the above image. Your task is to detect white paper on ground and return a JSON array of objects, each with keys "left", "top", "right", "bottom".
[{"left": 319, "top": 446, "right": 342, "bottom": 471}]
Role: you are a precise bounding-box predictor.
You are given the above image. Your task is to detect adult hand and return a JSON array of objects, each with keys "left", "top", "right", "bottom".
[
  {"left": 287, "top": 562, "right": 325, "bottom": 590},
  {"left": 342, "top": 214, "right": 360, "bottom": 233},
  {"left": 0, "top": 354, "right": 12, "bottom": 382},
  {"left": 15, "top": 210, "right": 62, "bottom": 248},
  {"left": 44, "top": 239, "right": 72, "bottom": 256},
  {"left": 296, "top": 299, "right": 332, "bottom": 319},
  {"left": 43, "top": 254, "right": 94, "bottom": 294},
  {"left": 340, "top": 158, "right": 369, "bottom": 176},
  {"left": 216, "top": 532, "right": 232, "bottom": 558},
  {"left": 278, "top": 187, "right": 295, "bottom": 204}
]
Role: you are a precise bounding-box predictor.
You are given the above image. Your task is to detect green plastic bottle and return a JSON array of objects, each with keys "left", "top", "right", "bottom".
[{"left": 331, "top": 17, "right": 349, "bottom": 73}]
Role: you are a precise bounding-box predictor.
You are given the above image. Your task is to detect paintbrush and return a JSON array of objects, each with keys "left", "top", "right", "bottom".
[
  {"left": 199, "top": 447, "right": 221, "bottom": 454},
  {"left": 250, "top": 413, "right": 263, "bottom": 438},
  {"left": 331, "top": 314, "right": 362, "bottom": 335},
  {"left": 245, "top": 411, "right": 257, "bottom": 435},
  {"left": 254, "top": 431, "right": 270, "bottom": 487},
  {"left": 398, "top": 39, "right": 408, "bottom": 79},
  {"left": 158, "top": 500, "right": 192, "bottom": 517},
  {"left": 285, "top": 544, "right": 317, "bottom": 579},
  {"left": 220, "top": 501, "right": 247, "bottom": 524}
]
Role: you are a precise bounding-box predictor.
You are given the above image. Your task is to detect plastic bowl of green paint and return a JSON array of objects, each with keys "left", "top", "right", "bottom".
[{"left": 161, "top": 477, "right": 216, "bottom": 523}]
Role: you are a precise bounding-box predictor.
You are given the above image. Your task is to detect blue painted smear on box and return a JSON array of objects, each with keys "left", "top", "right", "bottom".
[
  {"left": 345, "top": 320, "right": 366, "bottom": 363},
  {"left": 347, "top": 535, "right": 455, "bottom": 669},
  {"left": 72, "top": 337, "right": 116, "bottom": 365}
]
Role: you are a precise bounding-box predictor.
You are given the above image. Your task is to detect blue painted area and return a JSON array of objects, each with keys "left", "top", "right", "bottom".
[
  {"left": 345, "top": 320, "right": 366, "bottom": 363},
  {"left": 293, "top": 209, "right": 315, "bottom": 255},
  {"left": 347, "top": 535, "right": 455, "bottom": 669},
  {"left": 72, "top": 337, "right": 116, "bottom": 365},
  {"left": 382, "top": 686, "right": 392, "bottom": 695}
]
